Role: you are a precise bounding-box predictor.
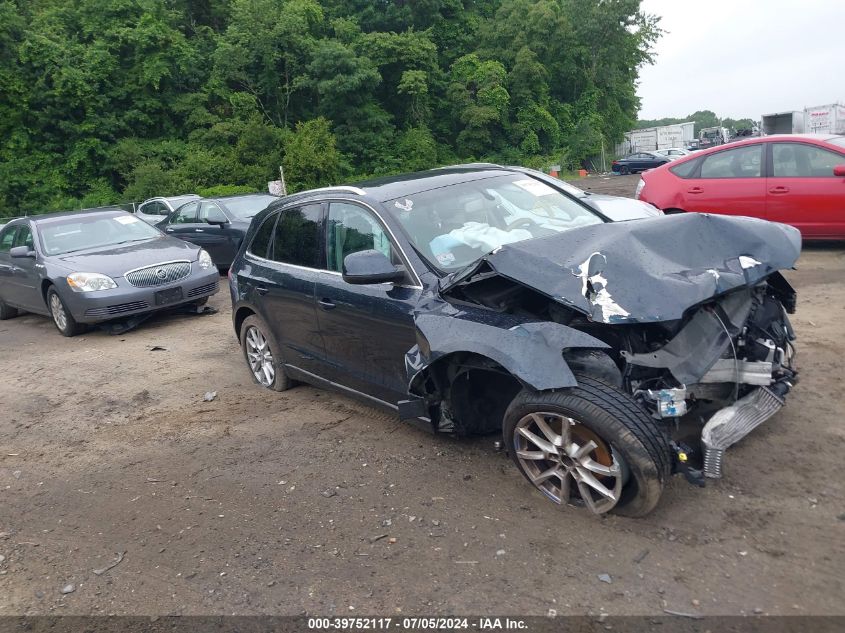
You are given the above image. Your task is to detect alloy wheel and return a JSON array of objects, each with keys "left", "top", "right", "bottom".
[
  {"left": 245, "top": 325, "right": 275, "bottom": 387},
  {"left": 514, "top": 412, "right": 624, "bottom": 514},
  {"left": 50, "top": 293, "right": 67, "bottom": 331}
]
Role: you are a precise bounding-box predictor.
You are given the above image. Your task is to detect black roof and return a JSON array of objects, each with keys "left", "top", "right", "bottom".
[{"left": 352, "top": 167, "right": 518, "bottom": 202}]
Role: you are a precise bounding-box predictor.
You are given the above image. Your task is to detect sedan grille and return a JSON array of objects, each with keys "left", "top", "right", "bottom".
[
  {"left": 125, "top": 261, "right": 191, "bottom": 288},
  {"left": 85, "top": 301, "right": 149, "bottom": 317}
]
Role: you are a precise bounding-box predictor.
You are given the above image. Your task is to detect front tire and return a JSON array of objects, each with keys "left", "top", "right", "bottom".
[
  {"left": 240, "top": 315, "right": 291, "bottom": 392},
  {"left": 47, "top": 287, "right": 85, "bottom": 337},
  {"left": 620, "top": 165, "right": 630, "bottom": 175},
  {"left": 503, "top": 375, "right": 671, "bottom": 517}
]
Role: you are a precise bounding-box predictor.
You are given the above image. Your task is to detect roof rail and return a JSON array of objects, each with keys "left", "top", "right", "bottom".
[{"left": 302, "top": 185, "right": 366, "bottom": 196}]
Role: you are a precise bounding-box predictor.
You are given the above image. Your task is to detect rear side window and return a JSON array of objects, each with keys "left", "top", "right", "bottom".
[
  {"left": 247, "top": 213, "right": 278, "bottom": 259},
  {"left": 669, "top": 158, "right": 700, "bottom": 178},
  {"left": 271, "top": 205, "right": 322, "bottom": 267},
  {"left": 700, "top": 145, "right": 762, "bottom": 178},
  {"left": 773, "top": 143, "right": 844, "bottom": 177}
]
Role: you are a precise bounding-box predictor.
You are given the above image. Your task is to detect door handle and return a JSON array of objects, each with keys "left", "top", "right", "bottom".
[
  {"left": 195, "top": 228, "right": 204, "bottom": 232},
  {"left": 318, "top": 298, "right": 336, "bottom": 310},
  {"left": 768, "top": 186, "right": 790, "bottom": 194},
  {"left": 687, "top": 186, "right": 704, "bottom": 194},
  {"left": 165, "top": 228, "right": 174, "bottom": 232},
  {"left": 255, "top": 286, "right": 269, "bottom": 296}
]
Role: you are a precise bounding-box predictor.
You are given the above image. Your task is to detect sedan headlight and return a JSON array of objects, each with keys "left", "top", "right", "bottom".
[
  {"left": 198, "top": 249, "right": 213, "bottom": 270},
  {"left": 66, "top": 272, "right": 118, "bottom": 292}
]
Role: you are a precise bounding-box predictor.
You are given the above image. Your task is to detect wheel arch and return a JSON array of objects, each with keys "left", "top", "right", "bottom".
[{"left": 233, "top": 305, "right": 256, "bottom": 338}]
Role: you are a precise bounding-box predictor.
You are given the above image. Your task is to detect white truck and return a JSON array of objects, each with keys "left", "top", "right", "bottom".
[
  {"left": 804, "top": 103, "right": 845, "bottom": 135},
  {"left": 761, "top": 111, "right": 805, "bottom": 135},
  {"left": 620, "top": 122, "right": 695, "bottom": 154}
]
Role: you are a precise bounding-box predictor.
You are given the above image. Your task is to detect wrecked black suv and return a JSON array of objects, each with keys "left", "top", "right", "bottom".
[{"left": 229, "top": 165, "right": 800, "bottom": 517}]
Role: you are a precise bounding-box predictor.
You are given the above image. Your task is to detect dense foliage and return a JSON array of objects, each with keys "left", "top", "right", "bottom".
[
  {"left": 638, "top": 110, "right": 756, "bottom": 135},
  {"left": 0, "top": 0, "right": 660, "bottom": 217}
]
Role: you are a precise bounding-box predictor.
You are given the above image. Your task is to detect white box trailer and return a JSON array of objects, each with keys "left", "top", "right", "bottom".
[
  {"left": 761, "top": 111, "right": 805, "bottom": 135},
  {"left": 804, "top": 103, "right": 845, "bottom": 135},
  {"left": 618, "top": 121, "right": 695, "bottom": 154}
]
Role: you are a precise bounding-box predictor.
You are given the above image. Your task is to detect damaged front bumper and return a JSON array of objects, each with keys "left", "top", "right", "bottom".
[{"left": 624, "top": 278, "right": 798, "bottom": 480}]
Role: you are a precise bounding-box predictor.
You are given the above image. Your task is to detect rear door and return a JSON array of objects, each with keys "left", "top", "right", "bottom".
[
  {"left": 313, "top": 201, "right": 419, "bottom": 404},
  {"left": 676, "top": 144, "right": 766, "bottom": 218},
  {"left": 766, "top": 141, "right": 845, "bottom": 238},
  {"left": 249, "top": 204, "right": 326, "bottom": 375},
  {"left": 0, "top": 224, "right": 19, "bottom": 305}
]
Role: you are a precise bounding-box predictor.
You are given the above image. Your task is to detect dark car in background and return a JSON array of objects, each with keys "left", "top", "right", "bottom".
[
  {"left": 158, "top": 193, "right": 278, "bottom": 271},
  {"left": 135, "top": 194, "right": 201, "bottom": 224},
  {"left": 0, "top": 210, "right": 219, "bottom": 336},
  {"left": 228, "top": 165, "right": 799, "bottom": 517},
  {"left": 611, "top": 152, "right": 670, "bottom": 174}
]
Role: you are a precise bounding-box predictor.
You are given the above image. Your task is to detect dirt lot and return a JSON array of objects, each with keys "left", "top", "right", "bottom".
[{"left": 1, "top": 175, "right": 843, "bottom": 616}]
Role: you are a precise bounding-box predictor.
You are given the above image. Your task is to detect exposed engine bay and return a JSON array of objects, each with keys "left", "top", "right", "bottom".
[{"left": 407, "top": 213, "right": 801, "bottom": 485}]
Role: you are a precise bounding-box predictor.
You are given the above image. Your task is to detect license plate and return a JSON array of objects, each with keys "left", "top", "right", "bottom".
[{"left": 154, "top": 287, "right": 184, "bottom": 306}]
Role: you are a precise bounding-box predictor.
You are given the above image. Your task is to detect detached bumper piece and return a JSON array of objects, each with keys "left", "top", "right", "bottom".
[{"left": 701, "top": 384, "right": 787, "bottom": 478}]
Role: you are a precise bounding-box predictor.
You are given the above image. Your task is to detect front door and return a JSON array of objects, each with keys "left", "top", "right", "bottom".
[
  {"left": 766, "top": 141, "right": 845, "bottom": 238},
  {"left": 313, "top": 201, "right": 418, "bottom": 404},
  {"left": 163, "top": 201, "right": 203, "bottom": 247},
  {"left": 1, "top": 225, "right": 43, "bottom": 312},
  {"left": 193, "top": 201, "right": 233, "bottom": 267}
]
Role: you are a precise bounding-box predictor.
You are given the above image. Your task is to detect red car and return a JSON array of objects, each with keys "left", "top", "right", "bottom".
[{"left": 637, "top": 134, "right": 845, "bottom": 239}]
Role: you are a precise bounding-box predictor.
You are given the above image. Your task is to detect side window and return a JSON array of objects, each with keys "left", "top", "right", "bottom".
[
  {"left": 700, "top": 145, "right": 761, "bottom": 179},
  {"left": 12, "top": 225, "right": 33, "bottom": 249},
  {"left": 670, "top": 158, "right": 700, "bottom": 178},
  {"left": 773, "top": 143, "right": 844, "bottom": 177},
  {"left": 271, "top": 204, "right": 321, "bottom": 267},
  {"left": 171, "top": 202, "right": 199, "bottom": 224},
  {"left": 0, "top": 227, "right": 16, "bottom": 253},
  {"left": 153, "top": 202, "right": 170, "bottom": 215},
  {"left": 199, "top": 202, "right": 227, "bottom": 223},
  {"left": 247, "top": 213, "right": 278, "bottom": 259},
  {"left": 326, "top": 202, "right": 397, "bottom": 273}
]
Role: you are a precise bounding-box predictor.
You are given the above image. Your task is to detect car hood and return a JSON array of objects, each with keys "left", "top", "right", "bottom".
[
  {"left": 440, "top": 213, "right": 801, "bottom": 324},
  {"left": 52, "top": 236, "right": 200, "bottom": 278},
  {"left": 586, "top": 194, "right": 663, "bottom": 220}
]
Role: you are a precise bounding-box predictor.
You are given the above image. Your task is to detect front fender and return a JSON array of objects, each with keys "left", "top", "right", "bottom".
[{"left": 406, "top": 313, "right": 610, "bottom": 394}]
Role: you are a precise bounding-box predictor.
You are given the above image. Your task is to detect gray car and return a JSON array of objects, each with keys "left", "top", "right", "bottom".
[
  {"left": 135, "top": 194, "right": 201, "bottom": 224},
  {"left": 0, "top": 209, "right": 220, "bottom": 336}
]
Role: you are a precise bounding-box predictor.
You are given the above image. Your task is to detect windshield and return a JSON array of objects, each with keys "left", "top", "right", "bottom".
[
  {"left": 40, "top": 214, "right": 161, "bottom": 255},
  {"left": 388, "top": 174, "right": 603, "bottom": 273},
  {"left": 826, "top": 136, "right": 845, "bottom": 149},
  {"left": 222, "top": 195, "right": 278, "bottom": 219}
]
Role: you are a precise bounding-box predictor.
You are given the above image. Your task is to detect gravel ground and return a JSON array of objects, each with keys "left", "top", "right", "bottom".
[{"left": 0, "top": 177, "right": 843, "bottom": 616}]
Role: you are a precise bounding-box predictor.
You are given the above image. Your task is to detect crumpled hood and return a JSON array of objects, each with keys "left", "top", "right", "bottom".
[
  {"left": 441, "top": 213, "right": 801, "bottom": 324},
  {"left": 54, "top": 236, "right": 199, "bottom": 278}
]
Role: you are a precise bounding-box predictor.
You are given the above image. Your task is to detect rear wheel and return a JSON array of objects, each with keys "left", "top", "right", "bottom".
[
  {"left": 240, "top": 315, "right": 291, "bottom": 392},
  {"left": 0, "top": 298, "right": 18, "bottom": 320},
  {"left": 503, "top": 375, "right": 671, "bottom": 517},
  {"left": 619, "top": 165, "right": 630, "bottom": 175},
  {"left": 47, "top": 287, "right": 85, "bottom": 337}
]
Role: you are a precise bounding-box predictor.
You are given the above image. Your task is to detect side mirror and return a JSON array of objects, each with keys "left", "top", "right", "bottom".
[
  {"left": 342, "top": 250, "right": 404, "bottom": 285},
  {"left": 205, "top": 216, "right": 229, "bottom": 226},
  {"left": 833, "top": 165, "right": 845, "bottom": 177},
  {"left": 9, "top": 246, "right": 35, "bottom": 259}
]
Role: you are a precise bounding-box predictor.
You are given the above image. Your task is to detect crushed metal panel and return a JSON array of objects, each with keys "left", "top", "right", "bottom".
[
  {"left": 621, "top": 290, "right": 754, "bottom": 384},
  {"left": 441, "top": 213, "right": 801, "bottom": 324},
  {"left": 406, "top": 313, "right": 610, "bottom": 393}
]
